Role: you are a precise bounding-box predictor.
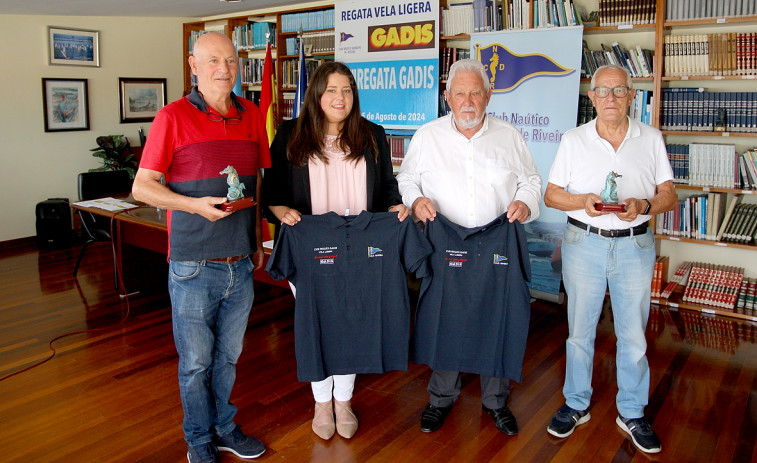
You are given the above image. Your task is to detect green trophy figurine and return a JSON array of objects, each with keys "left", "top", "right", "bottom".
[
  {"left": 595, "top": 171, "right": 626, "bottom": 212},
  {"left": 218, "top": 165, "right": 256, "bottom": 212}
]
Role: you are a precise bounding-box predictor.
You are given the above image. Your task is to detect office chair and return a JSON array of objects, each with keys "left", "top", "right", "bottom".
[{"left": 72, "top": 170, "right": 133, "bottom": 286}]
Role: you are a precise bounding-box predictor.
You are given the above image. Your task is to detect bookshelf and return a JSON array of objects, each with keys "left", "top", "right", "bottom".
[
  {"left": 276, "top": 5, "right": 335, "bottom": 120},
  {"left": 649, "top": 0, "right": 757, "bottom": 320},
  {"left": 182, "top": 6, "right": 334, "bottom": 121}
]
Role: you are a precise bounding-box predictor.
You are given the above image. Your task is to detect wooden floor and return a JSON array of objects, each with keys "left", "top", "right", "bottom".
[{"left": 1, "top": 240, "right": 756, "bottom": 463}]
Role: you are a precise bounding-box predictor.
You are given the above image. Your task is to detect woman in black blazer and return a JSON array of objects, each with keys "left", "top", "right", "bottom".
[{"left": 261, "top": 61, "right": 409, "bottom": 441}]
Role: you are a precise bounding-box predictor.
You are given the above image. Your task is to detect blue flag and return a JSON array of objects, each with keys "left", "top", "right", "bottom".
[
  {"left": 476, "top": 43, "right": 574, "bottom": 93},
  {"left": 293, "top": 36, "right": 308, "bottom": 118}
]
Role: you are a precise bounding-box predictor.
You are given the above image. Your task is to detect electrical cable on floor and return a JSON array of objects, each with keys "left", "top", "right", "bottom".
[{"left": 0, "top": 207, "right": 145, "bottom": 383}]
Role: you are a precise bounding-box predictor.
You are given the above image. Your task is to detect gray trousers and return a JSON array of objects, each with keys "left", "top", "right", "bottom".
[{"left": 428, "top": 369, "right": 510, "bottom": 410}]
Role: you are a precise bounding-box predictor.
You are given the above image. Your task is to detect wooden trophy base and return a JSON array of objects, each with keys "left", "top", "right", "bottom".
[
  {"left": 219, "top": 196, "right": 257, "bottom": 212},
  {"left": 595, "top": 202, "right": 626, "bottom": 212}
]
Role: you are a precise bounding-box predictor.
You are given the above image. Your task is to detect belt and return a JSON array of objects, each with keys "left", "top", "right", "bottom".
[
  {"left": 207, "top": 255, "right": 248, "bottom": 264},
  {"left": 567, "top": 217, "right": 648, "bottom": 238}
]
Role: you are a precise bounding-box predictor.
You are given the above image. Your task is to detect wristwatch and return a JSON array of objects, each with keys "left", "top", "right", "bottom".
[{"left": 642, "top": 199, "right": 652, "bottom": 215}]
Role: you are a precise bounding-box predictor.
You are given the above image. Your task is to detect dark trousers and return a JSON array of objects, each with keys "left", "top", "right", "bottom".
[{"left": 428, "top": 369, "right": 510, "bottom": 410}]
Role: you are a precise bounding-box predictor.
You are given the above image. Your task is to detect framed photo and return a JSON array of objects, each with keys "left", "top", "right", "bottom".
[
  {"left": 42, "top": 78, "right": 90, "bottom": 132},
  {"left": 47, "top": 26, "right": 99, "bottom": 67},
  {"left": 118, "top": 78, "right": 167, "bottom": 123}
]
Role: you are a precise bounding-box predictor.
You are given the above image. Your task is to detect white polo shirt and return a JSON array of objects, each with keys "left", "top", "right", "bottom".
[{"left": 548, "top": 116, "right": 674, "bottom": 230}]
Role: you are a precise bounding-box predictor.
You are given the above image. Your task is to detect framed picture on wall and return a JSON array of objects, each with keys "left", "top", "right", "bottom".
[
  {"left": 42, "top": 78, "right": 90, "bottom": 132},
  {"left": 47, "top": 26, "right": 100, "bottom": 67},
  {"left": 118, "top": 78, "right": 167, "bottom": 123}
]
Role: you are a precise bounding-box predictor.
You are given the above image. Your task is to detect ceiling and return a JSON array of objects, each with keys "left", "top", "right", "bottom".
[{"left": 0, "top": 0, "right": 309, "bottom": 18}]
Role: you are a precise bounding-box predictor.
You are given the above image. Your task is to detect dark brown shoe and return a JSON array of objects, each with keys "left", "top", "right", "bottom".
[
  {"left": 482, "top": 405, "right": 518, "bottom": 435},
  {"left": 420, "top": 403, "right": 452, "bottom": 433}
]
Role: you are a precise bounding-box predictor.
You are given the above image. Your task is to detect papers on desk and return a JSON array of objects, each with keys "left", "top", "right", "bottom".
[{"left": 74, "top": 197, "right": 137, "bottom": 211}]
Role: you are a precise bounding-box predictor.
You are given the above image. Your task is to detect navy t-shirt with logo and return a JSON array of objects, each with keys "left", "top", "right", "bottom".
[
  {"left": 413, "top": 213, "right": 532, "bottom": 380},
  {"left": 266, "top": 211, "right": 432, "bottom": 382}
]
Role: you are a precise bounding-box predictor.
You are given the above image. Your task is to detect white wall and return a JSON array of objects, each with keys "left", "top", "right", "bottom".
[{"left": 0, "top": 14, "right": 188, "bottom": 242}]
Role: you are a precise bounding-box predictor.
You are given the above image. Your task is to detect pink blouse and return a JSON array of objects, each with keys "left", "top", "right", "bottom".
[{"left": 309, "top": 135, "right": 367, "bottom": 216}]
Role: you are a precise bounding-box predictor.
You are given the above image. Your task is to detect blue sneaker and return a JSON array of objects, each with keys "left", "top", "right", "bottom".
[
  {"left": 187, "top": 442, "right": 217, "bottom": 463},
  {"left": 215, "top": 426, "right": 266, "bottom": 459},
  {"left": 616, "top": 415, "right": 662, "bottom": 454},
  {"left": 547, "top": 405, "right": 590, "bottom": 438}
]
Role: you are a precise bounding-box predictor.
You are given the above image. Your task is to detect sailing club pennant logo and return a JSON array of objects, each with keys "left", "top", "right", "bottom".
[
  {"left": 493, "top": 254, "right": 509, "bottom": 265},
  {"left": 368, "top": 246, "right": 384, "bottom": 257},
  {"left": 475, "top": 43, "right": 574, "bottom": 93}
]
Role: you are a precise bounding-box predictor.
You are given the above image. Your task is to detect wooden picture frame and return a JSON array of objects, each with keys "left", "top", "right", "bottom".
[
  {"left": 42, "top": 78, "right": 90, "bottom": 132},
  {"left": 118, "top": 78, "right": 167, "bottom": 123},
  {"left": 47, "top": 26, "right": 100, "bottom": 67}
]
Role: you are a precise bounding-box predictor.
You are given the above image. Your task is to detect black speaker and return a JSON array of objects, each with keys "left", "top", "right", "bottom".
[{"left": 36, "top": 198, "right": 72, "bottom": 249}]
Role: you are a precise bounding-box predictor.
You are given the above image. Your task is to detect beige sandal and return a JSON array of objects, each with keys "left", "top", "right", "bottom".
[
  {"left": 312, "top": 400, "right": 335, "bottom": 440},
  {"left": 334, "top": 400, "right": 359, "bottom": 439}
]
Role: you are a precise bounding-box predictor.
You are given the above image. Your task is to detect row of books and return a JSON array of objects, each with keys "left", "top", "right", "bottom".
[
  {"left": 239, "top": 57, "right": 266, "bottom": 86},
  {"left": 681, "top": 262, "right": 744, "bottom": 310},
  {"left": 279, "top": 58, "right": 324, "bottom": 89},
  {"left": 386, "top": 135, "right": 411, "bottom": 165},
  {"left": 667, "top": 142, "right": 738, "bottom": 188},
  {"left": 665, "top": 0, "right": 756, "bottom": 21},
  {"left": 283, "top": 32, "right": 335, "bottom": 56},
  {"left": 654, "top": 192, "right": 757, "bottom": 243},
  {"left": 651, "top": 256, "right": 670, "bottom": 298},
  {"left": 668, "top": 146, "right": 757, "bottom": 191},
  {"left": 597, "top": 0, "right": 656, "bottom": 26},
  {"left": 660, "top": 88, "right": 757, "bottom": 133},
  {"left": 440, "top": 48, "right": 471, "bottom": 81},
  {"left": 664, "top": 33, "right": 757, "bottom": 77},
  {"left": 279, "top": 93, "right": 296, "bottom": 120},
  {"left": 280, "top": 9, "right": 334, "bottom": 34},
  {"left": 736, "top": 277, "right": 757, "bottom": 311},
  {"left": 441, "top": 3, "right": 476, "bottom": 36},
  {"left": 576, "top": 95, "right": 596, "bottom": 126},
  {"left": 232, "top": 22, "right": 276, "bottom": 51},
  {"left": 532, "top": 0, "right": 583, "bottom": 28},
  {"left": 581, "top": 40, "right": 654, "bottom": 78},
  {"left": 629, "top": 89, "right": 653, "bottom": 125}
]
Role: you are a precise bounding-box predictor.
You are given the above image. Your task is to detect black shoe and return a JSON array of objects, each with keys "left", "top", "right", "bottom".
[
  {"left": 616, "top": 415, "right": 661, "bottom": 454},
  {"left": 420, "top": 403, "right": 452, "bottom": 433},
  {"left": 482, "top": 405, "right": 518, "bottom": 435},
  {"left": 547, "top": 405, "right": 590, "bottom": 438}
]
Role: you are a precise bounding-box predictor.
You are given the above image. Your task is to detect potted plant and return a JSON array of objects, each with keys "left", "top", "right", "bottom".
[{"left": 89, "top": 135, "right": 138, "bottom": 178}]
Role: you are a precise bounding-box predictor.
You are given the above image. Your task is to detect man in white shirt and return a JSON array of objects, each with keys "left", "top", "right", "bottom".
[
  {"left": 544, "top": 64, "right": 676, "bottom": 454},
  {"left": 397, "top": 59, "right": 542, "bottom": 436}
]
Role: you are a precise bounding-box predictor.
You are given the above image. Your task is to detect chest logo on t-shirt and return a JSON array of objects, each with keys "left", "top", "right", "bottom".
[
  {"left": 314, "top": 246, "right": 338, "bottom": 265},
  {"left": 368, "top": 246, "right": 383, "bottom": 258},
  {"left": 445, "top": 249, "right": 468, "bottom": 268},
  {"left": 493, "top": 254, "right": 509, "bottom": 265}
]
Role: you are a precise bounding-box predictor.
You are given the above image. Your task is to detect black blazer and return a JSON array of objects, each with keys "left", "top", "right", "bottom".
[{"left": 262, "top": 118, "right": 402, "bottom": 226}]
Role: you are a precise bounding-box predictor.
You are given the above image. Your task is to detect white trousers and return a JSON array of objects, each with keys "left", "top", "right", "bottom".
[
  {"left": 311, "top": 375, "right": 356, "bottom": 403},
  {"left": 290, "top": 283, "right": 357, "bottom": 403}
]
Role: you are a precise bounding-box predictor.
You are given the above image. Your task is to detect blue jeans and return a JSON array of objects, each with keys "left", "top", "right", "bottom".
[
  {"left": 169, "top": 257, "right": 254, "bottom": 447},
  {"left": 560, "top": 222, "right": 656, "bottom": 419}
]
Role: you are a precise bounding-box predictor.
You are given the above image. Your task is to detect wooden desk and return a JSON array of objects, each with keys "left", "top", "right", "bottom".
[{"left": 72, "top": 197, "right": 284, "bottom": 293}]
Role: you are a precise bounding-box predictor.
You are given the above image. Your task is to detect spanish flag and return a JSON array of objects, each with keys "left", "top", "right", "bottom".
[{"left": 260, "top": 38, "right": 277, "bottom": 145}]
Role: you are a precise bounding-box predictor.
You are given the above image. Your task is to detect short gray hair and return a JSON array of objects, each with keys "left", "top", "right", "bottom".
[
  {"left": 591, "top": 64, "right": 632, "bottom": 89},
  {"left": 446, "top": 59, "right": 490, "bottom": 92}
]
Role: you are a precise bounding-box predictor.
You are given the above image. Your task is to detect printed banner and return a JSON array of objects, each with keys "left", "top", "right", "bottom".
[
  {"left": 471, "top": 26, "right": 584, "bottom": 297},
  {"left": 335, "top": 0, "right": 439, "bottom": 129}
]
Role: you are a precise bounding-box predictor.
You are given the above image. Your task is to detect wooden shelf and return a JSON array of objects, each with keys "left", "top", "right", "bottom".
[
  {"left": 664, "top": 15, "right": 757, "bottom": 27},
  {"left": 583, "top": 24, "right": 656, "bottom": 33},
  {"left": 663, "top": 75, "right": 757, "bottom": 81},
  {"left": 652, "top": 290, "right": 757, "bottom": 322},
  {"left": 662, "top": 130, "right": 757, "bottom": 138},
  {"left": 673, "top": 184, "right": 757, "bottom": 195},
  {"left": 655, "top": 234, "right": 757, "bottom": 250}
]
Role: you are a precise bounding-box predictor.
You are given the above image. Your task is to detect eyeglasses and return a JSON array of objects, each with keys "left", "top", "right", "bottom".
[
  {"left": 591, "top": 85, "right": 631, "bottom": 98},
  {"left": 206, "top": 112, "right": 242, "bottom": 124}
]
